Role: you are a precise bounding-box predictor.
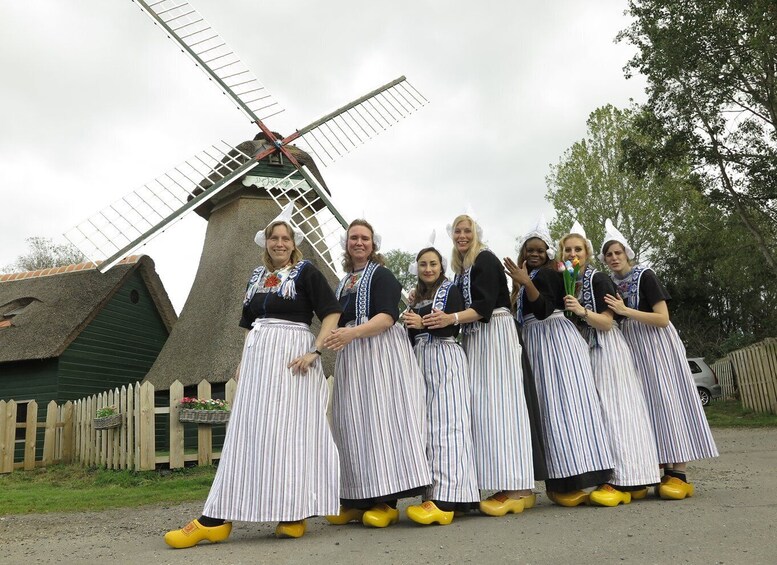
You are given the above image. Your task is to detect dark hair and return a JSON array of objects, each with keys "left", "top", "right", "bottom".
[
  {"left": 411, "top": 247, "right": 447, "bottom": 307},
  {"left": 510, "top": 237, "right": 554, "bottom": 312},
  {"left": 602, "top": 240, "right": 626, "bottom": 257},
  {"left": 342, "top": 219, "right": 385, "bottom": 272}
]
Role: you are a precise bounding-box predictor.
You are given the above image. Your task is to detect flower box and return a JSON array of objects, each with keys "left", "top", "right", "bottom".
[
  {"left": 94, "top": 413, "right": 122, "bottom": 430},
  {"left": 179, "top": 408, "right": 230, "bottom": 424}
]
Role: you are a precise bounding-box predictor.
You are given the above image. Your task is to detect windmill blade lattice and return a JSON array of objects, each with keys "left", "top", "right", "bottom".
[
  {"left": 64, "top": 141, "right": 286, "bottom": 272},
  {"left": 285, "top": 76, "right": 428, "bottom": 168},
  {"left": 252, "top": 167, "right": 349, "bottom": 277},
  {"left": 133, "top": 0, "right": 282, "bottom": 123}
]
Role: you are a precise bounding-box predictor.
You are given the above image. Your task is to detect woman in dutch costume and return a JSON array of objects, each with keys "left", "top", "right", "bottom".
[
  {"left": 431, "top": 213, "right": 534, "bottom": 516},
  {"left": 402, "top": 236, "right": 480, "bottom": 525},
  {"left": 323, "top": 219, "right": 431, "bottom": 528},
  {"left": 600, "top": 219, "right": 718, "bottom": 500},
  {"left": 164, "top": 204, "right": 342, "bottom": 547},
  {"left": 504, "top": 216, "right": 613, "bottom": 507},
  {"left": 559, "top": 222, "right": 660, "bottom": 506}
]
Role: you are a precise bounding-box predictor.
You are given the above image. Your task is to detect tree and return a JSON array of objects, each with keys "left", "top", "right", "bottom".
[
  {"left": 2, "top": 237, "right": 86, "bottom": 273},
  {"left": 545, "top": 104, "right": 701, "bottom": 262},
  {"left": 382, "top": 249, "right": 416, "bottom": 292},
  {"left": 618, "top": 0, "right": 777, "bottom": 275}
]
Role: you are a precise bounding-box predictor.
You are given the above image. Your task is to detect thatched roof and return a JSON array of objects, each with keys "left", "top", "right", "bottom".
[{"left": 0, "top": 255, "right": 177, "bottom": 364}]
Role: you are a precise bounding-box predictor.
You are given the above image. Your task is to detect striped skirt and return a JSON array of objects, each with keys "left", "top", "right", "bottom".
[
  {"left": 331, "top": 324, "right": 431, "bottom": 500},
  {"left": 462, "top": 308, "right": 534, "bottom": 490},
  {"left": 620, "top": 319, "right": 719, "bottom": 463},
  {"left": 414, "top": 335, "right": 479, "bottom": 503},
  {"left": 589, "top": 327, "right": 661, "bottom": 486},
  {"left": 202, "top": 319, "right": 340, "bottom": 522},
  {"left": 522, "top": 312, "right": 613, "bottom": 480}
]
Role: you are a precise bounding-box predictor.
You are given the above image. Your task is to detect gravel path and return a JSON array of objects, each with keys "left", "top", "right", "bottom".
[{"left": 1, "top": 427, "right": 775, "bottom": 564}]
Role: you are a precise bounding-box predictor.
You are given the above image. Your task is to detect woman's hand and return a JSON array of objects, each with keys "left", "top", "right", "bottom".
[
  {"left": 563, "top": 295, "right": 586, "bottom": 317},
  {"left": 288, "top": 352, "right": 319, "bottom": 375},
  {"left": 423, "top": 308, "right": 454, "bottom": 330},
  {"left": 404, "top": 310, "right": 425, "bottom": 330},
  {"left": 604, "top": 293, "right": 628, "bottom": 316},
  {"left": 504, "top": 257, "right": 531, "bottom": 286},
  {"left": 323, "top": 327, "right": 358, "bottom": 351}
]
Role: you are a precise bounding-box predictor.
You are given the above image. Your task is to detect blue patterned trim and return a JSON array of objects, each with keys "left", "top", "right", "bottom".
[
  {"left": 453, "top": 249, "right": 490, "bottom": 334},
  {"left": 612, "top": 265, "right": 647, "bottom": 310},
  {"left": 432, "top": 279, "right": 453, "bottom": 312},
  {"left": 243, "top": 266, "right": 266, "bottom": 307},
  {"left": 516, "top": 268, "right": 540, "bottom": 327},
  {"left": 580, "top": 265, "right": 596, "bottom": 313},
  {"left": 336, "top": 261, "right": 379, "bottom": 326}
]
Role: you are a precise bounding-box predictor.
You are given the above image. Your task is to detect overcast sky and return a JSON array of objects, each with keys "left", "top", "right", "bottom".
[{"left": 0, "top": 0, "right": 646, "bottom": 312}]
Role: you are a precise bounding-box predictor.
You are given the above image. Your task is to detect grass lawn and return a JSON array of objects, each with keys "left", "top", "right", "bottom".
[
  {"left": 704, "top": 399, "right": 777, "bottom": 427},
  {"left": 0, "top": 464, "right": 215, "bottom": 516}
]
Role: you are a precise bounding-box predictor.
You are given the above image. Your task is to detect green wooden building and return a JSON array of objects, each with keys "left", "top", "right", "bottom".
[{"left": 0, "top": 255, "right": 177, "bottom": 416}]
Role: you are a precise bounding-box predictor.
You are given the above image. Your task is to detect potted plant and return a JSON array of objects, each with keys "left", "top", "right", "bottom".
[
  {"left": 94, "top": 405, "right": 122, "bottom": 430},
  {"left": 178, "top": 397, "right": 231, "bottom": 424}
]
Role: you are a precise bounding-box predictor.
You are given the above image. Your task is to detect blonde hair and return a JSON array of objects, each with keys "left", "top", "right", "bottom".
[
  {"left": 262, "top": 222, "right": 303, "bottom": 270},
  {"left": 342, "top": 219, "right": 385, "bottom": 272},
  {"left": 559, "top": 233, "right": 590, "bottom": 266},
  {"left": 450, "top": 215, "right": 485, "bottom": 273}
]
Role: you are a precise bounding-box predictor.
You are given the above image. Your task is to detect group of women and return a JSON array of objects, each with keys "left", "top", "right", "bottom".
[{"left": 163, "top": 208, "right": 718, "bottom": 549}]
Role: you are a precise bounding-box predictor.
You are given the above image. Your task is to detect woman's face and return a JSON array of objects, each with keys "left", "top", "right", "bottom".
[
  {"left": 417, "top": 250, "right": 442, "bottom": 285},
  {"left": 562, "top": 235, "right": 588, "bottom": 264},
  {"left": 523, "top": 238, "right": 549, "bottom": 268},
  {"left": 453, "top": 220, "right": 474, "bottom": 254},
  {"left": 267, "top": 224, "right": 294, "bottom": 269},
  {"left": 604, "top": 242, "right": 629, "bottom": 275},
  {"left": 347, "top": 225, "right": 373, "bottom": 268}
]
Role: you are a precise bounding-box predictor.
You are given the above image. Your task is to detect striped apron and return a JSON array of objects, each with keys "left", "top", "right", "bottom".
[
  {"left": 589, "top": 326, "right": 661, "bottom": 486},
  {"left": 414, "top": 334, "right": 479, "bottom": 503},
  {"left": 203, "top": 318, "right": 340, "bottom": 522},
  {"left": 331, "top": 323, "right": 431, "bottom": 499},
  {"left": 620, "top": 319, "right": 719, "bottom": 463},
  {"left": 521, "top": 311, "right": 614, "bottom": 479},
  {"left": 462, "top": 308, "right": 535, "bottom": 490}
]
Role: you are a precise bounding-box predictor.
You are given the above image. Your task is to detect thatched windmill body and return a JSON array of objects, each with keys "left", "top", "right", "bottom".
[{"left": 64, "top": 0, "right": 426, "bottom": 387}]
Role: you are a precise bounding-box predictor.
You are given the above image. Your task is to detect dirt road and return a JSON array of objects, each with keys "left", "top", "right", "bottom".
[{"left": 1, "top": 428, "right": 775, "bottom": 564}]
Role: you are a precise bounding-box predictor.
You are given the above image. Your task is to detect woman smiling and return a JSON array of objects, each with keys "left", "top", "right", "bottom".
[{"left": 403, "top": 243, "right": 479, "bottom": 525}]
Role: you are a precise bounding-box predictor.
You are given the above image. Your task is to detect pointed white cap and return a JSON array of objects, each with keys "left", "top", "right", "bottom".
[
  {"left": 254, "top": 203, "right": 303, "bottom": 247},
  {"left": 409, "top": 229, "right": 449, "bottom": 275},
  {"left": 598, "top": 218, "right": 635, "bottom": 262},
  {"left": 565, "top": 219, "right": 594, "bottom": 258},
  {"left": 516, "top": 214, "right": 556, "bottom": 260}
]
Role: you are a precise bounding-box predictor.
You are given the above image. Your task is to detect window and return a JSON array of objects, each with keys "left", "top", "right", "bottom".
[
  {"left": 688, "top": 361, "right": 701, "bottom": 374},
  {"left": 268, "top": 152, "right": 284, "bottom": 166}
]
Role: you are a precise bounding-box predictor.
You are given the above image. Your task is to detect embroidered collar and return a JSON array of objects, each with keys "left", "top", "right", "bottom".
[
  {"left": 243, "top": 260, "right": 309, "bottom": 306},
  {"left": 336, "top": 261, "right": 380, "bottom": 325},
  {"left": 611, "top": 265, "right": 648, "bottom": 310},
  {"left": 516, "top": 268, "right": 540, "bottom": 326}
]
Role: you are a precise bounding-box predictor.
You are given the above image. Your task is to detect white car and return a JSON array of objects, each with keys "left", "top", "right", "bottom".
[{"left": 688, "top": 357, "right": 722, "bottom": 406}]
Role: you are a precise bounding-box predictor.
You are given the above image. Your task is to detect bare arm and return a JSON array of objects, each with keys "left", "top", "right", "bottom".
[
  {"left": 288, "top": 312, "right": 341, "bottom": 374},
  {"left": 604, "top": 294, "right": 670, "bottom": 328},
  {"left": 564, "top": 295, "right": 614, "bottom": 331},
  {"left": 323, "top": 313, "right": 395, "bottom": 351},
  {"left": 423, "top": 307, "right": 482, "bottom": 330},
  {"left": 504, "top": 258, "right": 540, "bottom": 302}
]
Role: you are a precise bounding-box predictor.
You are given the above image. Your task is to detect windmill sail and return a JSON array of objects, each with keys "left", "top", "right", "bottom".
[
  {"left": 133, "top": 0, "right": 282, "bottom": 123},
  {"left": 65, "top": 141, "right": 286, "bottom": 272},
  {"left": 284, "top": 76, "right": 428, "bottom": 168}
]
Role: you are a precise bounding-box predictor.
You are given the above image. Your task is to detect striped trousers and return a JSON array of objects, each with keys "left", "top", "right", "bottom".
[
  {"left": 203, "top": 319, "right": 340, "bottom": 522},
  {"left": 462, "top": 309, "right": 534, "bottom": 490},
  {"left": 414, "top": 335, "right": 479, "bottom": 503},
  {"left": 589, "top": 327, "right": 661, "bottom": 486},
  {"left": 620, "top": 319, "right": 718, "bottom": 463},
  {"left": 331, "top": 324, "right": 431, "bottom": 500},
  {"left": 522, "top": 312, "right": 613, "bottom": 480}
]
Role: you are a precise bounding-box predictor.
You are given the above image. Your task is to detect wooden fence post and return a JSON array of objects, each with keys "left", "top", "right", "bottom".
[
  {"left": 42, "top": 401, "right": 58, "bottom": 465},
  {"left": 23, "top": 400, "right": 38, "bottom": 471},
  {"left": 169, "top": 380, "right": 184, "bottom": 470},
  {"left": 1, "top": 400, "right": 16, "bottom": 474},
  {"left": 138, "top": 381, "right": 156, "bottom": 471},
  {"left": 62, "top": 401, "right": 74, "bottom": 464},
  {"left": 127, "top": 382, "right": 135, "bottom": 470},
  {"left": 197, "top": 380, "right": 213, "bottom": 466}
]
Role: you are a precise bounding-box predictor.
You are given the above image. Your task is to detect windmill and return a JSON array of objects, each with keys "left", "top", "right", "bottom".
[{"left": 64, "top": 0, "right": 427, "bottom": 388}]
